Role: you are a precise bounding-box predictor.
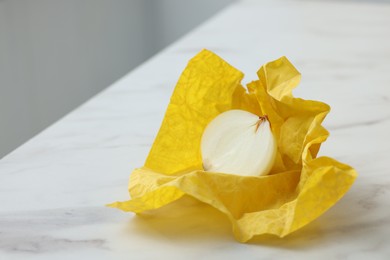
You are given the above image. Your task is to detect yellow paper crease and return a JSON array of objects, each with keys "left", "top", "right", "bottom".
[{"left": 108, "top": 50, "right": 357, "bottom": 242}]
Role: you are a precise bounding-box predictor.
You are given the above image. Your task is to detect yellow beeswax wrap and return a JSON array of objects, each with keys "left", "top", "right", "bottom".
[{"left": 108, "top": 50, "right": 357, "bottom": 242}]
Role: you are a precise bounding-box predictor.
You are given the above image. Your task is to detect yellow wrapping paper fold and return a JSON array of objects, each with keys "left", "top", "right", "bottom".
[{"left": 109, "top": 50, "right": 357, "bottom": 242}]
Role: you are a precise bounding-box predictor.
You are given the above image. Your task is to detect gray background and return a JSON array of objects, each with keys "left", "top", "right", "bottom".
[{"left": 0, "top": 0, "right": 235, "bottom": 158}]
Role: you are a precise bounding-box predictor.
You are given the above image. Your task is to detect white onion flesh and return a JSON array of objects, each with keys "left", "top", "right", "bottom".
[{"left": 201, "top": 110, "right": 277, "bottom": 177}]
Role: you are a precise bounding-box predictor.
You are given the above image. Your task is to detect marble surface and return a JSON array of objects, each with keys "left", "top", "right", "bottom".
[{"left": 1, "top": 0, "right": 390, "bottom": 259}]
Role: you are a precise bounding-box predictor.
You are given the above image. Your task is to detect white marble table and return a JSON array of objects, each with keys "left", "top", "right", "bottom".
[{"left": 1, "top": 0, "right": 390, "bottom": 259}]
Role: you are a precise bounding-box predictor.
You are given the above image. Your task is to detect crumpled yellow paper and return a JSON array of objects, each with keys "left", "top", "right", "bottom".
[{"left": 109, "top": 49, "right": 357, "bottom": 242}]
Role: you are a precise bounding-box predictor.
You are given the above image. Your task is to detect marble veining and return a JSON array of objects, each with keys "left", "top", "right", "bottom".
[
  {"left": 1, "top": 0, "right": 390, "bottom": 259},
  {"left": 0, "top": 208, "right": 112, "bottom": 254}
]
